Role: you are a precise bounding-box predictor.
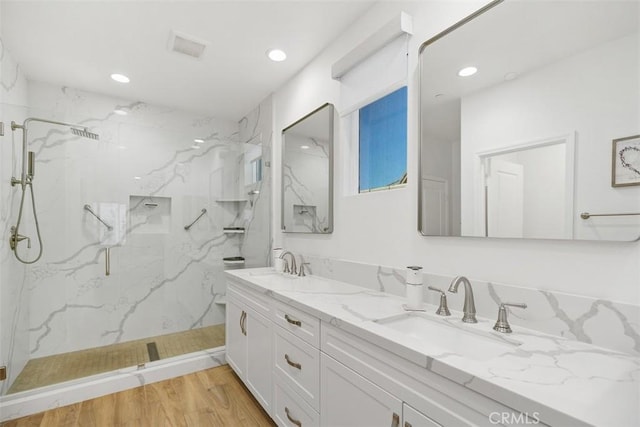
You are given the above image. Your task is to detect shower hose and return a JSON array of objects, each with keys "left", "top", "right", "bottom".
[{"left": 13, "top": 181, "right": 43, "bottom": 264}]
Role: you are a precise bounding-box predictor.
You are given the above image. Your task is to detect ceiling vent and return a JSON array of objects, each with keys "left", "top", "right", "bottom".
[{"left": 168, "top": 31, "right": 208, "bottom": 60}]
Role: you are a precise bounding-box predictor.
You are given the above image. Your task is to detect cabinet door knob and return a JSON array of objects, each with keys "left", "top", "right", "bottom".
[
  {"left": 285, "top": 354, "right": 302, "bottom": 370},
  {"left": 285, "top": 407, "right": 302, "bottom": 427},
  {"left": 285, "top": 314, "right": 302, "bottom": 327},
  {"left": 391, "top": 412, "right": 400, "bottom": 427}
]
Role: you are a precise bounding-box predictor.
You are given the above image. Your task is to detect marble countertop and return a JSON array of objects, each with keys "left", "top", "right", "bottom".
[{"left": 226, "top": 268, "right": 640, "bottom": 427}]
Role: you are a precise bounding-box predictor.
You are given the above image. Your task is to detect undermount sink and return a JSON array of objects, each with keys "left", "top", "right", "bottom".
[
  {"left": 375, "top": 313, "right": 521, "bottom": 361},
  {"left": 248, "top": 270, "right": 299, "bottom": 279}
]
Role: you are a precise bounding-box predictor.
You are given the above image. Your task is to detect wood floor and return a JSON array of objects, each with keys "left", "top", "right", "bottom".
[
  {"left": 9, "top": 325, "right": 226, "bottom": 394},
  {"left": 1, "top": 365, "right": 275, "bottom": 427}
]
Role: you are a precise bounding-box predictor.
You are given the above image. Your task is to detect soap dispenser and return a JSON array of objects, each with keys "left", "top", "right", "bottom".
[{"left": 404, "top": 266, "right": 425, "bottom": 311}]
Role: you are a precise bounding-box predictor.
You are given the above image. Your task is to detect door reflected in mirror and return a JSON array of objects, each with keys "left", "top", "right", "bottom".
[
  {"left": 419, "top": 0, "right": 640, "bottom": 241},
  {"left": 282, "top": 103, "right": 334, "bottom": 233}
]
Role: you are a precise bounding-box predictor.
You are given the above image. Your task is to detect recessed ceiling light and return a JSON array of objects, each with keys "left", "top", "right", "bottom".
[
  {"left": 504, "top": 72, "right": 519, "bottom": 81},
  {"left": 113, "top": 109, "right": 128, "bottom": 116},
  {"left": 267, "top": 49, "right": 287, "bottom": 62},
  {"left": 194, "top": 138, "right": 205, "bottom": 143},
  {"left": 134, "top": 176, "right": 142, "bottom": 180},
  {"left": 458, "top": 66, "right": 478, "bottom": 77},
  {"left": 191, "top": 145, "right": 201, "bottom": 149},
  {"left": 110, "top": 73, "right": 130, "bottom": 83},
  {"left": 300, "top": 145, "right": 310, "bottom": 150}
]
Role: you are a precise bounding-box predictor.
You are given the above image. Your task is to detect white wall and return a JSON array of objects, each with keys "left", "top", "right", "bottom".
[
  {"left": 462, "top": 34, "right": 639, "bottom": 241},
  {"left": 272, "top": 1, "right": 640, "bottom": 304},
  {"left": 484, "top": 144, "right": 567, "bottom": 239}
]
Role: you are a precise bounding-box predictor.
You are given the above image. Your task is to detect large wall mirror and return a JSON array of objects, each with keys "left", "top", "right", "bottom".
[
  {"left": 282, "top": 103, "right": 334, "bottom": 233},
  {"left": 419, "top": 0, "right": 639, "bottom": 241}
]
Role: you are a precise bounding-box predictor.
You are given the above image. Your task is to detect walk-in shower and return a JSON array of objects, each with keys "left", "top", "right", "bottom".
[
  {"left": 0, "top": 97, "right": 270, "bottom": 406},
  {"left": 9, "top": 118, "right": 99, "bottom": 264}
]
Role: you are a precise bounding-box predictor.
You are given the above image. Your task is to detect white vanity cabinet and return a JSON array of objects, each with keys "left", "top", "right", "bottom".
[
  {"left": 321, "top": 353, "right": 403, "bottom": 426},
  {"left": 226, "top": 280, "right": 273, "bottom": 415},
  {"left": 404, "top": 403, "right": 442, "bottom": 427},
  {"left": 272, "top": 300, "right": 322, "bottom": 426},
  {"left": 321, "top": 323, "right": 543, "bottom": 427},
  {"left": 321, "top": 352, "right": 443, "bottom": 427},
  {"left": 225, "top": 274, "right": 543, "bottom": 427}
]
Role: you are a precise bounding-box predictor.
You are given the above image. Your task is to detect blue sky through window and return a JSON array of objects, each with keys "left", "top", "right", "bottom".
[{"left": 359, "top": 86, "right": 407, "bottom": 192}]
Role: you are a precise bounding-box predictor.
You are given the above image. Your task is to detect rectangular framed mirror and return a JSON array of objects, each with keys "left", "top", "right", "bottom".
[
  {"left": 419, "top": 0, "right": 640, "bottom": 241},
  {"left": 282, "top": 103, "right": 334, "bottom": 233}
]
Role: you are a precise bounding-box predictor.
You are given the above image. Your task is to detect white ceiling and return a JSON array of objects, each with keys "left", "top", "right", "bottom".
[
  {"left": 1, "top": 0, "right": 374, "bottom": 120},
  {"left": 421, "top": 0, "right": 639, "bottom": 143},
  {"left": 422, "top": 0, "right": 639, "bottom": 106}
]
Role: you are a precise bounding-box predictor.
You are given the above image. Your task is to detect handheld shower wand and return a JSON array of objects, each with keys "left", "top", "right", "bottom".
[
  {"left": 9, "top": 117, "right": 99, "bottom": 264},
  {"left": 27, "top": 151, "right": 35, "bottom": 180}
]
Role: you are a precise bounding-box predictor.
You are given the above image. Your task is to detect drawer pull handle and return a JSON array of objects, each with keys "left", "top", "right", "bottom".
[
  {"left": 285, "top": 314, "right": 302, "bottom": 327},
  {"left": 284, "top": 354, "right": 302, "bottom": 370},
  {"left": 285, "top": 407, "right": 302, "bottom": 427},
  {"left": 240, "top": 311, "right": 247, "bottom": 336},
  {"left": 391, "top": 413, "right": 400, "bottom": 427}
]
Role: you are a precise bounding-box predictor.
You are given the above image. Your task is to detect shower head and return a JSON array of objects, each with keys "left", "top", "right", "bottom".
[{"left": 71, "top": 127, "right": 100, "bottom": 140}]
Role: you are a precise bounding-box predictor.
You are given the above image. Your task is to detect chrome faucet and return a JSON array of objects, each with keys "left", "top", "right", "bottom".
[
  {"left": 279, "top": 251, "right": 297, "bottom": 275},
  {"left": 448, "top": 276, "right": 477, "bottom": 323}
]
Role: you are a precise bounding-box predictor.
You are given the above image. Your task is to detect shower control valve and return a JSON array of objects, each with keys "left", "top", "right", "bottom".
[{"left": 9, "top": 226, "right": 30, "bottom": 250}]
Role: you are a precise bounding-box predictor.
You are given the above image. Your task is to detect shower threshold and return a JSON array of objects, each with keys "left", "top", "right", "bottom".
[{"left": 7, "top": 324, "right": 225, "bottom": 394}]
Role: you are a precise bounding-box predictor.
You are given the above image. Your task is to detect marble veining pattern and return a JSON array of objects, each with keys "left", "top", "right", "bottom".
[
  {"left": 238, "top": 96, "right": 272, "bottom": 268},
  {"left": 1, "top": 37, "right": 31, "bottom": 395},
  {"left": 298, "top": 255, "right": 640, "bottom": 356},
  {"left": 228, "top": 268, "right": 640, "bottom": 427},
  {"left": 282, "top": 133, "right": 330, "bottom": 233},
  {"left": 0, "top": 79, "right": 270, "bottom": 382}
]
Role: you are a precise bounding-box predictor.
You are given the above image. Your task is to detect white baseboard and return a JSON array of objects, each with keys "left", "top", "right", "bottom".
[{"left": 0, "top": 348, "right": 226, "bottom": 422}]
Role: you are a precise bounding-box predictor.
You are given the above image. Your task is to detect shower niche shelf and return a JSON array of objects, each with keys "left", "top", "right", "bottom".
[
  {"left": 215, "top": 198, "right": 248, "bottom": 203},
  {"left": 223, "top": 227, "right": 245, "bottom": 234},
  {"left": 223, "top": 256, "right": 245, "bottom": 271},
  {"left": 130, "top": 195, "right": 171, "bottom": 234}
]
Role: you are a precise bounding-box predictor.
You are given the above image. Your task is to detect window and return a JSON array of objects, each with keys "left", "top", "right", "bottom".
[
  {"left": 358, "top": 86, "right": 408, "bottom": 192},
  {"left": 250, "top": 157, "right": 263, "bottom": 183},
  {"left": 244, "top": 144, "right": 263, "bottom": 185}
]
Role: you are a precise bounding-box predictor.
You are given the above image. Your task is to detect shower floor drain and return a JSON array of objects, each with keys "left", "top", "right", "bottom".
[{"left": 146, "top": 342, "right": 160, "bottom": 362}]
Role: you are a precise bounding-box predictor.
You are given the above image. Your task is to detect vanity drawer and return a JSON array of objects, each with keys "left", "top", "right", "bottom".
[
  {"left": 321, "top": 323, "right": 540, "bottom": 427},
  {"left": 273, "top": 379, "right": 319, "bottom": 427},
  {"left": 273, "top": 300, "right": 320, "bottom": 348},
  {"left": 274, "top": 326, "right": 320, "bottom": 411},
  {"left": 227, "top": 279, "right": 272, "bottom": 318}
]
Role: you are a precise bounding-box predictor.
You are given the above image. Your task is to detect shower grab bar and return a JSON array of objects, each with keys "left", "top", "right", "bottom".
[
  {"left": 580, "top": 212, "right": 640, "bottom": 219},
  {"left": 105, "top": 247, "right": 110, "bottom": 276},
  {"left": 84, "top": 204, "right": 113, "bottom": 230},
  {"left": 184, "top": 208, "right": 207, "bottom": 230}
]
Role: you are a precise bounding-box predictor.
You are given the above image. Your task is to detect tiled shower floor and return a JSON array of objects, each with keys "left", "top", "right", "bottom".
[{"left": 7, "top": 324, "right": 226, "bottom": 394}]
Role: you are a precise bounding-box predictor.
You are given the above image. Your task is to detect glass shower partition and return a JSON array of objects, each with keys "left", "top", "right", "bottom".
[{"left": 0, "top": 100, "right": 270, "bottom": 396}]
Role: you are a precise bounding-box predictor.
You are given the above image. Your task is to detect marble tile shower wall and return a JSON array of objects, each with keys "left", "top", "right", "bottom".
[
  {"left": 300, "top": 255, "right": 640, "bottom": 356},
  {"left": 0, "top": 80, "right": 270, "bottom": 362},
  {"left": 283, "top": 134, "right": 330, "bottom": 233},
  {"left": 238, "top": 96, "right": 273, "bottom": 268},
  {"left": 0, "top": 37, "right": 31, "bottom": 394}
]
